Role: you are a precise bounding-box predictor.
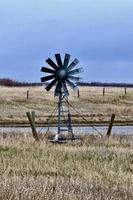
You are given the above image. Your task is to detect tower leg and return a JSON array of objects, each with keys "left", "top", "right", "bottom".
[
  {"left": 54, "top": 93, "right": 73, "bottom": 142},
  {"left": 54, "top": 93, "right": 62, "bottom": 141}
]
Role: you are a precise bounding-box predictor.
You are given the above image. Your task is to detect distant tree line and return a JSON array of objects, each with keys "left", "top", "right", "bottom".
[
  {"left": 0, "top": 78, "right": 42, "bottom": 87},
  {"left": 1, "top": 78, "right": 133, "bottom": 88},
  {"left": 78, "top": 82, "right": 133, "bottom": 88}
]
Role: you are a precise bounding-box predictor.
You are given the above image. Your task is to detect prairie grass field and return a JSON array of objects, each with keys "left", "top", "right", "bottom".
[
  {"left": 0, "top": 133, "right": 133, "bottom": 199},
  {"left": 1, "top": 86, "right": 133, "bottom": 124},
  {"left": 1, "top": 86, "right": 133, "bottom": 199}
]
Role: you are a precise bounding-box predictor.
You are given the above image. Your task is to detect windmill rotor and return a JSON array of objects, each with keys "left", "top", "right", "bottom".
[{"left": 41, "top": 53, "right": 83, "bottom": 96}]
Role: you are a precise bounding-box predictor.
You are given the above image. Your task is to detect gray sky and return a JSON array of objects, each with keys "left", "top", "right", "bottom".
[{"left": 0, "top": 0, "right": 133, "bottom": 82}]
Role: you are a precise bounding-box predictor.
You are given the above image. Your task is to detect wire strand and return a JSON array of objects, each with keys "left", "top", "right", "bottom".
[
  {"left": 65, "top": 97, "right": 103, "bottom": 137},
  {"left": 38, "top": 105, "right": 58, "bottom": 134}
]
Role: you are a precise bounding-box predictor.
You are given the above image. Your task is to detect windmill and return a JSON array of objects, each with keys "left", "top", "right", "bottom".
[{"left": 41, "top": 53, "right": 83, "bottom": 142}]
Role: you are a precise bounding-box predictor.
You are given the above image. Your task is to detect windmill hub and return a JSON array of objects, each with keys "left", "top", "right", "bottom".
[{"left": 57, "top": 69, "right": 67, "bottom": 79}]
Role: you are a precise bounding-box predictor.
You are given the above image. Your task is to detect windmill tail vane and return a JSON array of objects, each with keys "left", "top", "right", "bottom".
[{"left": 41, "top": 53, "right": 83, "bottom": 96}]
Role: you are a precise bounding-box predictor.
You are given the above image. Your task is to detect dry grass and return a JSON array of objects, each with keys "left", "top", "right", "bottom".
[
  {"left": 0, "top": 133, "right": 133, "bottom": 199},
  {"left": 1, "top": 86, "right": 133, "bottom": 199},
  {"left": 1, "top": 86, "right": 133, "bottom": 124}
]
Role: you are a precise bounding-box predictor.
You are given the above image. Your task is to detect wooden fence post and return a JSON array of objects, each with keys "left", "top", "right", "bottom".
[
  {"left": 106, "top": 114, "right": 115, "bottom": 138},
  {"left": 125, "top": 88, "right": 127, "bottom": 95},
  {"left": 26, "top": 112, "right": 39, "bottom": 141},
  {"left": 31, "top": 111, "right": 35, "bottom": 123},
  {"left": 27, "top": 90, "right": 29, "bottom": 100},
  {"left": 103, "top": 88, "right": 105, "bottom": 96},
  {"left": 77, "top": 88, "right": 80, "bottom": 98}
]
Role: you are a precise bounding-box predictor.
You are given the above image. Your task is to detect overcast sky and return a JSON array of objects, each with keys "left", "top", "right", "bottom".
[{"left": 0, "top": 0, "right": 133, "bottom": 83}]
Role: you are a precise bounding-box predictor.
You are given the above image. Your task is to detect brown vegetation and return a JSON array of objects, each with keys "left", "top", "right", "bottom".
[
  {"left": 1, "top": 86, "right": 133, "bottom": 199},
  {"left": 0, "top": 133, "right": 133, "bottom": 199},
  {"left": 0, "top": 86, "right": 133, "bottom": 124}
]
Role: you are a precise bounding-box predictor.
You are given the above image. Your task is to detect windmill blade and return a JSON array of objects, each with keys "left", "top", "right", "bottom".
[
  {"left": 41, "top": 67, "right": 56, "bottom": 74},
  {"left": 45, "top": 78, "right": 57, "bottom": 91},
  {"left": 55, "top": 53, "right": 62, "bottom": 67},
  {"left": 67, "top": 68, "right": 83, "bottom": 76},
  {"left": 63, "top": 53, "right": 70, "bottom": 68},
  {"left": 67, "top": 75, "right": 80, "bottom": 81},
  {"left": 67, "top": 58, "right": 79, "bottom": 71},
  {"left": 54, "top": 81, "right": 62, "bottom": 96},
  {"left": 46, "top": 58, "right": 58, "bottom": 70},
  {"left": 61, "top": 80, "right": 69, "bottom": 96},
  {"left": 41, "top": 74, "right": 56, "bottom": 82},
  {"left": 65, "top": 79, "right": 77, "bottom": 89}
]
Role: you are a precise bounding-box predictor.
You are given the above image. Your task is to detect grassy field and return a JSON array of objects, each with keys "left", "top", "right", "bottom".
[
  {"left": 1, "top": 86, "right": 133, "bottom": 199},
  {"left": 0, "top": 133, "right": 133, "bottom": 199},
  {"left": 1, "top": 86, "right": 133, "bottom": 124}
]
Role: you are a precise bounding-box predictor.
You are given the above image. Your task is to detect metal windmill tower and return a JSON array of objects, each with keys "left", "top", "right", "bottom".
[{"left": 41, "top": 53, "right": 83, "bottom": 141}]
